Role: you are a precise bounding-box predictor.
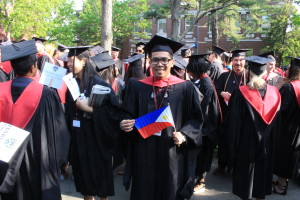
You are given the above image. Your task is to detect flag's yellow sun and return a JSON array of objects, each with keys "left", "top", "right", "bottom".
[{"left": 162, "top": 115, "right": 168, "bottom": 120}]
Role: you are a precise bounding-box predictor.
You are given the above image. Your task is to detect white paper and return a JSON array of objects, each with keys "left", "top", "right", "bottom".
[
  {"left": 39, "top": 62, "right": 67, "bottom": 89},
  {"left": 72, "top": 120, "right": 80, "bottom": 128},
  {"left": 0, "top": 122, "right": 30, "bottom": 163},
  {"left": 63, "top": 73, "right": 80, "bottom": 101},
  {"left": 154, "top": 131, "right": 162, "bottom": 137}
]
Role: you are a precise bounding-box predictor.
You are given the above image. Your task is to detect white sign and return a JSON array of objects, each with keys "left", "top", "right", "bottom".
[
  {"left": 0, "top": 122, "right": 30, "bottom": 163},
  {"left": 39, "top": 62, "right": 67, "bottom": 89},
  {"left": 63, "top": 73, "right": 80, "bottom": 101}
]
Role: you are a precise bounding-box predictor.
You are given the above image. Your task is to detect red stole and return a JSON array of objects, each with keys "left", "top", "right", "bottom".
[
  {"left": 0, "top": 61, "right": 13, "bottom": 74},
  {"left": 291, "top": 80, "right": 300, "bottom": 108},
  {"left": 0, "top": 80, "right": 43, "bottom": 129},
  {"left": 239, "top": 85, "right": 281, "bottom": 125},
  {"left": 57, "top": 82, "right": 67, "bottom": 104},
  {"left": 139, "top": 75, "right": 186, "bottom": 87}
]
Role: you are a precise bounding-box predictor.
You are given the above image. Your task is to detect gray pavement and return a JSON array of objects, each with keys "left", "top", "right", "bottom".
[{"left": 60, "top": 160, "right": 300, "bottom": 200}]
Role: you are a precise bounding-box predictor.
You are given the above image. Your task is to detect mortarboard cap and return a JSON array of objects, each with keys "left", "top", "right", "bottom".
[
  {"left": 0, "top": 39, "right": 37, "bottom": 62},
  {"left": 136, "top": 42, "right": 146, "bottom": 47},
  {"left": 58, "top": 52, "right": 68, "bottom": 62},
  {"left": 123, "top": 54, "right": 144, "bottom": 63},
  {"left": 244, "top": 56, "right": 274, "bottom": 75},
  {"left": 188, "top": 53, "right": 210, "bottom": 63},
  {"left": 144, "top": 34, "right": 184, "bottom": 55},
  {"left": 289, "top": 57, "right": 300, "bottom": 67},
  {"left": 173, "top": 54, "right": 188, "bottom": 70},
  {"left": 90, "top": 45, "right": 105, "bottom": 56},
  {"left": 67, "top": 46, "right": 92, "bottom": 57},
  {"left": 56, "top": 43, "right": 68, "bottom": 52},
  {"left": 212, "top": 45, "right": 225, "bottom": 56},
  {"left": 111, "top": 46, "right": 121, "bottom": 52},
  {"left": 231, "top": 49, "right": 251, "bottom": 58},
  {"left": 91, "top": 52, "right": 116, "bottom": 71},
  {"left": 32, "top": 37, "right": 48, "bottom": 43},
  {"left": 259, "top": 51, "right": 276, "bottom": 61}
]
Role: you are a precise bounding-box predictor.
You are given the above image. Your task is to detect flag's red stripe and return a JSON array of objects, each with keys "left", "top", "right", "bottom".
[{"left": 138, "top": 122, "right": 174, "bottom": 139}]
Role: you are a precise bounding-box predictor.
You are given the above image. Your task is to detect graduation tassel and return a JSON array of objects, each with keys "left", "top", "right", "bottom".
[{"left": 72, "top": 48, "right": 77, "bottom": 78}]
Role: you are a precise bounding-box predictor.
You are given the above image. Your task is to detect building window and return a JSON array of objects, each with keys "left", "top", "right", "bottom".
[
  {"left": 261, "top": 15, "right": 270, "bottom": 29},
  {"left": 185, "top": 16, "right": 194, "bottom": 32},
  {"left": 157, "top": 19, "right": 167, "bottom": 37}
]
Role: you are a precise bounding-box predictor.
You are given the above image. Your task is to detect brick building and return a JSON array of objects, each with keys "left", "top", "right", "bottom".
[{"left": 121, "top": 0, "right": 271, "bottom": 58}]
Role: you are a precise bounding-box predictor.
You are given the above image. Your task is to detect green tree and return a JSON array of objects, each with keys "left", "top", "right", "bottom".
[{"left": 0, "top": 0, "right": 76, "bottom": 41}]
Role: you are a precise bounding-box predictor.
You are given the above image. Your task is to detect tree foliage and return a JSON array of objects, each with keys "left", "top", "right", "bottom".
[{"left": 0, "top": 0, "right": 76, "bottom": 42}]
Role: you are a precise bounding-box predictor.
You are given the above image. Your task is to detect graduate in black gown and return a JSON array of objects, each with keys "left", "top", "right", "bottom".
[
  {"left": 67, "top": 49, "right": 122, "bottom": 200},
  {"left": 120, "top": 35, "right": 204, "bottom": 200},
  {"left": 207, "top": 45, "right": 225, "bottom": 82},
  {"left": 225, "top": 56, "right": 281, "bottom": 200},
  {"left": 186, "top": 59, "right": 222, "bottom": 193},
  {"left": 0, "top": 40, "right": 70, "bottom": 200},
  {"left": 214, "top": 49, "right": 250, "bottom": 174},
  {"left": 34, "top": 38, "right": 55, "bottom": 72},
  {"left": 124, "top": 53, "right": 146, "bottom": 84},
  {"left": 273, "top": 57, "right": 300, "bottom": 195}
]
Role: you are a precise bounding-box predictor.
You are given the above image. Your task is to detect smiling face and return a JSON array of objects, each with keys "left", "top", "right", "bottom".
[
  {"left": 266, "top": 61, "right": 276, "bottom": 73},
  {"left": 67, "top": 56, "right": 86, "bottom": 75},
  {"left": 150, "top": 51, "right": 174, "bottom": 79},
  {"left": 232, "top": 56, "right": 246, "bottom": 73}
]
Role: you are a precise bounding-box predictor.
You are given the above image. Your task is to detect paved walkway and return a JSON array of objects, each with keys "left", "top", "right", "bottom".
[{"left": 61, "top": 160, "right": 300, "bottom": 200}]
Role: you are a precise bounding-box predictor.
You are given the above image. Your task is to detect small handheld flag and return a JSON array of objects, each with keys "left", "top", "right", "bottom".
[{"left": 135, "top": 106, "right": 175, "bottom": 139}]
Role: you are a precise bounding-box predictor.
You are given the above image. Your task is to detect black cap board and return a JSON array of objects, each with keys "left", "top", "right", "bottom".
[
  {"left": 32, "top": 37, "right": 47, "bottom": 43},
  {"left": 144, "top": 34, "right": 184, "bottom": 55},
  {"left": 57, "top": 43, "right": 68, "bottom": 52},
  {"left": 136, "top": 42, "right": 146, "bottom": 47},
  {"left": 59, "top": 52, "right": 68, "bottom": 62},
  {"left": 231, "top": 49, "right": 251, "bottom": 58},
  {"left": 244, "top": 56, "right": 274, "bottom": 75},
  {"left": 123, "top": 54, "right": 144, "bottom": 63},
  {"left": 259, "top": 51, "right": 276, "bottom": 61},
  {"left": 67, "top": 46, "right": 92, "bottom": 57},
  {"left": 0, "top": 39, "right": 37, "bottom": 62},
  {"left": 212, "top": 45, "right": 225, "bottom": 56},
  {"left": 90, "top": 45, "right": 105, "bottom": 56},
  {"left": 173, "top": 54, "right": 188, "bottom": 70},
  {"left": 188, "top": 53, "right": 210, "bottom": 63},
  {"left": 91, "top": 52, "right": 116, "bottom": 71},
  {"left": 111, "top": 46, "right": 121, "bottom": 51},
  {"left": 290, "top": 57, "right": 300, "bottom": 67}
]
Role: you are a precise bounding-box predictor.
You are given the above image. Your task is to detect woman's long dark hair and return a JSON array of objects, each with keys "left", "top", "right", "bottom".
[
  {"left": 97, "top": 65, "right": 116, "bottom": 86},
  {"left": 288, "top": 64, "right": 300, "bottom": 81}
]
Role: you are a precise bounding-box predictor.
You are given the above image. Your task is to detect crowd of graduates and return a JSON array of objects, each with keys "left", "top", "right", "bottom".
[{"left": 0, "top": 34, "right": 299, "bottom": 200}]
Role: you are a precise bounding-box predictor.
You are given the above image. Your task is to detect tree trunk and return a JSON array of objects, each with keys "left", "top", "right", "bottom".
[
  {"left": 211, "top": 12, "right": 218, "bottom": 46},
  {"left": 101, "top": 0, "right": 113, "bottom": 52},
  {"left": 170, "top": 0, "right": 181, "bottom": 41}
]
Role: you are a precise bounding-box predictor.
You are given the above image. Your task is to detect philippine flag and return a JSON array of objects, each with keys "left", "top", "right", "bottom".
[{"left": 135, "top": 106, "right": 175, "bottom": 139}]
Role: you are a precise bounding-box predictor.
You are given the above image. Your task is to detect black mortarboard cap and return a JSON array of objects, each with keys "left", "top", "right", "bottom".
[
  {"left": 289, "top": 57, "right": 300, "bottom": 67},
  {"left": 144, "top": 34, "right": 184, "bottom": 55},
  {"left": 0, "top": 39, "right": 37, "bottom": 62},
  {"left": 56, "top": 43, "right": 68, "bottom": 52},
  {"left": 90, "top": 45, "right": 105, "bottom": 56},
  {"left": 32, "top": 37, "right": 47, "bottom": 43},
  {"left": 67, "top": 46, "right": 92, "bottom": 57},
  {"left": 188, "top": 53, "right": 210, "bottom": 63},
  {"left": 59, "top": 52, "right": 68, "bottom": 62},
  {"left": 244, "top": 56, "right": 274, "bottom": 75},
  {"left": 231, "top": 49, "right": 251, "bottom": 58},
  {"left": 212, "top": 45, "right": 225, "bottom": 56},
  {"left": 111, "top": 46, "right": 121, "bottom": 51},
  {"left": 136, "top": 42, "right": 146, "bottom": 47},
  {"left": 259, "top": 51, "right": 276, "bottom": 61},
  {"left": 91, "top": 52, "right": 116, "bottom": 71},
  {"left": 173, "top": 54, "right": 188, "bottom": 69},
  {"left": 123, "top": 54, "right": 144, "bottom": 63}
]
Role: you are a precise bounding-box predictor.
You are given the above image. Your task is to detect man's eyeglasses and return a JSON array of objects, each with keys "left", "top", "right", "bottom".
[
  {"left": 137, "top": 50, "right": 143, "bottom": 53},
  {"left": 151, "top": 57, "right": 171, "bottom": 65}
]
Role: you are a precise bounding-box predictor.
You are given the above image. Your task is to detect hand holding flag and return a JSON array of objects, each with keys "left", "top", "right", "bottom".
[{"left": 135, "top": 105, "right": 175, "bottom": 139}]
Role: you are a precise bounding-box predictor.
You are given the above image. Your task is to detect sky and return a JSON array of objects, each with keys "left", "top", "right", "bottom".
[{"left": 75, "top": 0, "right": 84, "bottom": 10}]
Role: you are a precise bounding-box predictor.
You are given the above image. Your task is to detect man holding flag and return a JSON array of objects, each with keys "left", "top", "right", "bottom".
[{"left": 120, "top": 35, "right": 203, "bottom": 200}]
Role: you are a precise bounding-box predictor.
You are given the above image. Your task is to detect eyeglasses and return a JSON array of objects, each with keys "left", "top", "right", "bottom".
[
  {"left": 151, "top": 57, "right": 171, "bottom": 65},
  {"left": 137, "top": 50, "right": 143, "bottom": 53}
]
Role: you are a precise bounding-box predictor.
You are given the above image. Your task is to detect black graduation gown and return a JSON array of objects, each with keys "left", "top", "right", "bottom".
[
  {"left": 0, "top": 77, "right": 70, "bottom": 200},
  {"left": 208, "top": 61, "right": 223, "bottom": 82},
  {"left": 71, "top": 75, "right": 122, "bottom": 197},
  {"left": 194, "top": 77, "right": 221, "bottom": 177},
  {"left": 225, "top": 86, "right": 280, "bottom": 200},
  {"left": 122, "top": 78, "right": 203, "bottom": 200},
  {"left": 215, "top": 70, "right": 247, "bottom": 168},
  {"left": 274, "top": 82, "right": 300, "bottom": 179}
]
